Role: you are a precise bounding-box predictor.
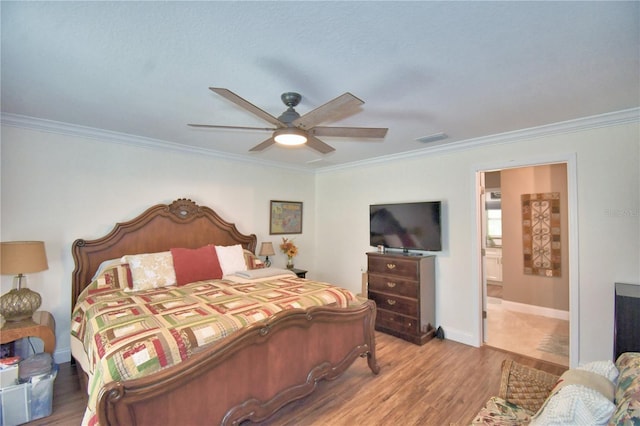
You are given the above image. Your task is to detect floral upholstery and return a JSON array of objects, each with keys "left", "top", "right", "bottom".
[
  {"left": 472, "top": 396, "right": 533, "bottom": 425},
  {"left": 609, "top": 352, "right": 640, "bottom": 425},
  {"left": 472, "top": 353, "right": 640, "bottom": 426}
]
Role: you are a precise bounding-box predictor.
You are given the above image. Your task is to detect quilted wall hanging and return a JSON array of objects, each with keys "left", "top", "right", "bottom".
[{"left": 521, "top": 192, "right": 561, "bottom": 277}]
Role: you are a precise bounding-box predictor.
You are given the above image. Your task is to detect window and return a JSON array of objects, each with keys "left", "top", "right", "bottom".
[{"left": 487, "top": 209, "right": 502, "bottom": 246}]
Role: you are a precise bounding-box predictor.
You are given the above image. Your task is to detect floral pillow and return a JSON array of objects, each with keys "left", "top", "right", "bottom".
[{"left": 122, "top": 251, "right": 177, "bottom": 291}]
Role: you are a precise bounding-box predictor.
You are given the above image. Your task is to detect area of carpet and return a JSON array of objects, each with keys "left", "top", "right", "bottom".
[{"left": 537, "top": 334, "right": 569, "bottom": 357}]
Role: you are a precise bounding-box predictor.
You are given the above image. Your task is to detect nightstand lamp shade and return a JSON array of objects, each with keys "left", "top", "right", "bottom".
[
  {"left": 259, "top": 242, "right": 275, "bottom": 267},
  {"left": 0, "top": 241, "right": 48, "bottom": 321}
]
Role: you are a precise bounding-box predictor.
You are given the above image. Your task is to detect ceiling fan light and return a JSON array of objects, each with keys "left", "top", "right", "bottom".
[{"left": 274, "top": 128, "right": 307, "bottom": 146}]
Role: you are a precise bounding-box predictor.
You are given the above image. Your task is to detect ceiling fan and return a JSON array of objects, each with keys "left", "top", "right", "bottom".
[{"left": 188, "top": 88, "right": 388, "bottom": 154}]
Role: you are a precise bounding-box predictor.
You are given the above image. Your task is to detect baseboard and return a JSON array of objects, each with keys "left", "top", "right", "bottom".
[
  {"left": 438, "top": 326, "right": 478, "bottom": 347},
  {"left": 501, "top": 300, "right": 570, "bottom": 321}
]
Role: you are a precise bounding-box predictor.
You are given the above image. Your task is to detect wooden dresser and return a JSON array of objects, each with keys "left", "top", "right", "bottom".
[{"left": 367, "top": 252, "right": 436, "bottom": 345}]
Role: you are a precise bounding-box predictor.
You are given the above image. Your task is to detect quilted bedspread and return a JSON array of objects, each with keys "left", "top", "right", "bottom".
[{"left": 71, "top": 274, "right": 359, "bottom": 425}]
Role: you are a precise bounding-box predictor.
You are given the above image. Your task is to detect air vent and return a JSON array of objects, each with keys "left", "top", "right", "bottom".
[{"left": 416, "top": 132, "right": 448, "bottom": 143}]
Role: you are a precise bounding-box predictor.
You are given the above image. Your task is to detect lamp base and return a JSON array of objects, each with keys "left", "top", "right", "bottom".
[{"left": 0, "top": 288, "right": 42, "bottom": 321}]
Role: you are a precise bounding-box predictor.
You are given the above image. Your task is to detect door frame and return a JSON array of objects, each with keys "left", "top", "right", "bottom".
[{"left": 471, "top": 152, "right": 579, "bottom": 368}]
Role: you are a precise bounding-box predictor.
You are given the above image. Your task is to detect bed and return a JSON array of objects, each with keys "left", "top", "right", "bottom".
[{"left": 70, "top": 198, "right": 379, "bottom": 425}]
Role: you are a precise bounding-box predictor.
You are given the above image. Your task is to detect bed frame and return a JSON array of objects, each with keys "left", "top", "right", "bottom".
[{"left": 71, "top": 198, "right": 379, "bottom": 425}]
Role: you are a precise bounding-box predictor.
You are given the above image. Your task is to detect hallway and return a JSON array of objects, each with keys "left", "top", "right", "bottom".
[{"left": 485, "top": 291, "right": 569, "bottom": 367}]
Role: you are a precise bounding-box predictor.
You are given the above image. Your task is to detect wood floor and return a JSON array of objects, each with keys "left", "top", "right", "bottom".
[{"left": 25, "top": 332, "right": 566, "bottom": 426}]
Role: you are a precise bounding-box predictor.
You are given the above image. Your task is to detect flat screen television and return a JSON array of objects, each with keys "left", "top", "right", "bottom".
[{"left": 370, "top": 201, "right": 442, "bottom": 252}]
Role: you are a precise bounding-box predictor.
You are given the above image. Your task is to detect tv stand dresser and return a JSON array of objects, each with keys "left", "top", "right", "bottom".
[{"left": 367, "top": 252, "right": 436, "bottom": 345}]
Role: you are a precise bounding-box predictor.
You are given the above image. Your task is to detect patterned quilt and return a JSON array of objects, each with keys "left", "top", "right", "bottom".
[{"left": 71, "top": 273, "right": 359, "bottom": 425}]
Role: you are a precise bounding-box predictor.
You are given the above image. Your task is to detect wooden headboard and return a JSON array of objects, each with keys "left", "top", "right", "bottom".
[{"left": 71, "top": 198, "right": 257, "bottom": 306}]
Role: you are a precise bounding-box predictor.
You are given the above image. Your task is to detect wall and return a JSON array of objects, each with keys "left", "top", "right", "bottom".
[
  {"left": 0, "top": 125, "right": 316, "bottom": 363},
  {"left": 2, "top": 116, "right": 638, "bottom": 366},
  {"left": 502, "top": 163, "right": 569, "bottom": 311},
  {"left": 315, "top": 120, "right": 639, "bottom": 363}
]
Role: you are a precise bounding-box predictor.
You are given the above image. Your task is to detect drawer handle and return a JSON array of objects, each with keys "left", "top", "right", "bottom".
[
  {"left": 386, "top": 282, "right": 396, "bottom": 288},
  {"left": 386, "top": 263, "right": 396, "bottom": 270},
  {"left": 386, "top": 299, "right": 396, "bottom": 306}
]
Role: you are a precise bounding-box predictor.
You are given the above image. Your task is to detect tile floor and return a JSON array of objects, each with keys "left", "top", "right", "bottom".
[{"left": 485, "top": 295, "right": 569, "bottom": 367}]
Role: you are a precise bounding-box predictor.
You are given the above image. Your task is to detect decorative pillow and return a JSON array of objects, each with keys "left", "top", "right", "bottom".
[
  {"left": 577, "top": 360, "right": 619, "bottom": 383},
  {"left": 96, "top": 263, "right": 133, "bottom": 289},
  {"left": 243, "top": 249, "right": 265, "bottom": 270},
  {"left": 170, "top": 245, "right": 222, "bottom": 286},
  {"left": 530, "top": 369, "right": 616, "bottom": 425},
  {"left": 530, "top": 385, "right": 615, "bottom": 425},
  {"left": 215, "top": 244, "right": 247, "bottom": 276},
  {"left": 122, "top": 251, "right": 177, "bottom": 290},
  {"left": 91, "top": 257, "right": 124, "bottom": 282}
]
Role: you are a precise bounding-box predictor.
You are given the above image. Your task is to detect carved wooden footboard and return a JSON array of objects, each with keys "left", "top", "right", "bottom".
[
  {"left": 97, "top": 302, "right": 379, "bottom": 425},
  {"left": 71, "top": 199, "right": 380, "bottom": 425}
]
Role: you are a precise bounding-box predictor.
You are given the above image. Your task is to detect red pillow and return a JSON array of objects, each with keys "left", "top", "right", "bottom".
[{"left": 170, "top": 245, "right": 223, "bottom": 286}]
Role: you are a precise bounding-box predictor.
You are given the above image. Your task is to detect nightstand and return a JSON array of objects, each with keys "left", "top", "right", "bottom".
[
  {"left": 0, "top": 311, "right": 56, "bottom": 354},
  {"left": 289, "top": 268, "right": 307, "bottom": 278}
]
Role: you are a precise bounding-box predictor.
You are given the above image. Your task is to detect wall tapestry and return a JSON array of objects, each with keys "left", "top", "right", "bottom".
[{"left": 522, "top": 192, "right": 561, "bottom": 277}]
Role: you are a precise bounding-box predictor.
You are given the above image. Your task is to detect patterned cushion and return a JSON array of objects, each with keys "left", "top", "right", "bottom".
[
  {"left": 97, "top": 263, "right": 133, "bottom": 289},
  {"left": 609, "top": 352, "right": 640, "bottom": 425},
  {"left": 471, "top": 396, "right": 533, "bottom": 425},
  {"left": 243, "top": 249, "right": 265, "bottom": 269},
  {"left": 122, "top": 251, "right": 177, "bottom": 290}
]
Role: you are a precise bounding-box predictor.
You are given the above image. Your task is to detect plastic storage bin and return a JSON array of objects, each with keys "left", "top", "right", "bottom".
[{"left": 0, "top": 364, "right": 57, "bottom": 426}]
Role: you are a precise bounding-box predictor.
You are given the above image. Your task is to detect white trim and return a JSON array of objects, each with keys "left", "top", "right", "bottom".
[
  {"left": 500, "top": 300, "right": 570, "bottom": 321},
  {"left": 0, "top": 113, "right": 314, "bottom": 174},
  {"left": 317, "top": 108, "right": 639, "bottom": 173},
  {"left": 471, "top": 152, "right": 580, "bottom": 368},
  {"left": 2, "top": 108, "right": 638, "bottom": 174}
]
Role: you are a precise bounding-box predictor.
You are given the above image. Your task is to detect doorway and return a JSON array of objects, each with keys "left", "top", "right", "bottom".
[{"left": 474, "top": 156, "right": 579, "bottom": 368}]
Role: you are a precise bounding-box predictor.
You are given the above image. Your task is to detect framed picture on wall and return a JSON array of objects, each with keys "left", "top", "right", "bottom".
[{"left": 270, "top": 200, "right": 303, "bottom": 234}]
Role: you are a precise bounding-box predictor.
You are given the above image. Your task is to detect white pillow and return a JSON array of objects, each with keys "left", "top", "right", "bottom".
[
  {"left": 577, "top": 360, "right": 618, "bottom": 383},
  {"left": 530, "top": 385, "right": 615, "bottom": 425},
  {"left": 234, "top": 268, "right": 295, "bottom": 279},
  {"left": 215, "top": 244, "right": 247, "bottom": 276},
  {"left": 122, "top": 251, "right": 177, "bottom": 291}
]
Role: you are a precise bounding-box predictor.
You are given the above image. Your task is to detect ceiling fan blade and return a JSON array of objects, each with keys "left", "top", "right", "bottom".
[
  {"left": 306, "top": 135, "right": 336, "bottom": 154},
  {"left": 249, "top": 137, "right": 276, "bottom": 152},
  {"left": 188, "top": 124, "right": 275, "bottom": 131},
  {"left": 292, "top": 93, "right": 363, "bottom": 130},
  {"left": 310, "top": 126, "right": 388, "bottom": 139},
  {"left": 209, "top": 87, "right": 284, "bottom": 128}
]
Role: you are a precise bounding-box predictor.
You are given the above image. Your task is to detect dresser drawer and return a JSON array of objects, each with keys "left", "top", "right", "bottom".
[
  {"left": 368, "top": 274, "right": 418, "bottom": 298},
  {"left": 376, "top": 309, "right": 419, "bottom": 335},
  {"left": 369, "top": 291, "right": 418, "bottom": 317},
  {"left": 367, "top": 256, "right": 419, "bottom": 280}
]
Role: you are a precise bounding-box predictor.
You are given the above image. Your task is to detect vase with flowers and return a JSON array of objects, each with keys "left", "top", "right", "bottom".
[{"left": 279, "top": 237, "right": 298, "bottom": 269}]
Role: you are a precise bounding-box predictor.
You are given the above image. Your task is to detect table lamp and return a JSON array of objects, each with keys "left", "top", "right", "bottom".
[
  {"left": 259, "top": 242, "right": 275, "bottom": 267},
  {"left": 0, "top": 241, "right": 48, "bottom": 321}
]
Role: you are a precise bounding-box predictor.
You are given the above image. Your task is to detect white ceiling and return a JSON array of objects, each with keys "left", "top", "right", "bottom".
[{"left": 2, "top": 1, "right": 639, "bottom": 170}]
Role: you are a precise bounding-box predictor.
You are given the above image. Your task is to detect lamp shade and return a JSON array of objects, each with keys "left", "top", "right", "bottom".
[
  {"left": 1, "top": 241, "right": 48, "bottom": 275},
  {"left": 0, "top": 241, "right": 48, "bottom": 321},
  {"left": 259, "top": 242, "right": 275, "bottom": 256}
]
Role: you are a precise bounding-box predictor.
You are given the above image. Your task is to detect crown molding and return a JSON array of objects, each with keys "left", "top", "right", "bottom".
[
  {"left": 316, "top": 107, "right": 640, "bottom": 173},
  {"left": 2, "top": 108, "right": 637, "bottom": 175},
  {"left": 0, "top": 113, "right": 313, "bottom": 174}
]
